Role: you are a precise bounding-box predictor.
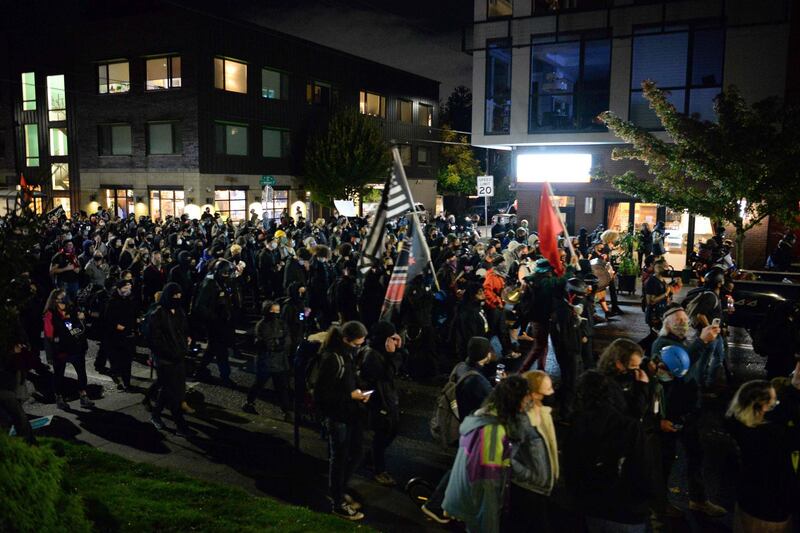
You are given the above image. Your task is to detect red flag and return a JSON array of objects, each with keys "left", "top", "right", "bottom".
[
  {"left": 537, "top": 182, "right": 564, "bottom": 277},
  {"left": 19, "top": 174, "right": 33, "bottom": 206}
]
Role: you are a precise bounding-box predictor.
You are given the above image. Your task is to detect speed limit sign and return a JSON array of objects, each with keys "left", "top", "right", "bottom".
[{"left": 477, "top": 175, "right": 494, "bottom": 197}]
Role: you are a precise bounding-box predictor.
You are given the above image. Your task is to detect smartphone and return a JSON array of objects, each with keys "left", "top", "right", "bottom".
[
  {"left": 362, "top": 390, "right": 374, "bottom": 398},
  {"left": 712, "top": 318, "right": 721, "bottom": 327},
  {"left": 298, "top": 312, "right": 305, "bottom": 321}
]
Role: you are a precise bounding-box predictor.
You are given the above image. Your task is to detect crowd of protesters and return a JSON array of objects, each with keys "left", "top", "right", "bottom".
[{"left": 1, "top": 205, "right": 798, "bottom": 531}]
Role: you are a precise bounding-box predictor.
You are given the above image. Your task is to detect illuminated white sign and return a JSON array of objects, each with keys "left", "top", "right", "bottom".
[{"left": 516, "top": 153, "right": 592, "bottom": 183}]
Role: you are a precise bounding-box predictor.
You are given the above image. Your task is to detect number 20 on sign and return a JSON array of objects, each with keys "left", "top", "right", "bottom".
[{"left": 477, "top": 175, "right": 494, "bottom": 197}]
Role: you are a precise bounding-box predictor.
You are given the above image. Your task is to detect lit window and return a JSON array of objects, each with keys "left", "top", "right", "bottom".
[
  {"left": 147, "top": 122, "right": 181, "bottom": 154},
  {"left": 105, "top": 188, "right": 134, "bottom": 218},
  {"left": 146, "top": 56, "right": 181, "bottom": 90},
  {"left": 47, "top": 75, "right": 66, "bottom": 121},
  {"left": 262, "top": 128, "right": 290, "bottom": 158},
  {"left": 214, "top": 57, "right": 247, "bottom": 94},
  {"left": 419, "top": 103, "right": 433, "bottom": 127},
  {"left": 399, "top": 145, "right": 412, "bottom": 166},
  {"left": 263, "top": 189, "right": 288, "bottom": 221},
  {"left": 358, "top": 91, "right": 386, "bottom": 118},
  {"left": 98, "top": 62, "right": 130, "bottom": 94},
  {"left": 22, "top": 72, "right": 36, "bottom": 111},
  {"left": 398, "top": 100, "right": 413, "bottom": 123},
  {"left": 51, "top": 163, "right": 69, "bottom": 190},
  {"left": 487, "top": 0, "right": 513, "bottom": 18},
  {"left": 149, "top": 189, "right": 185, "bottom": 220},
  {"left": 262, "top": 68, "right": 288, "bottom": 99},
  {"left": 215, "top": 122, "right": 248, "bottom": 156},
  {"left": 24, "top": 124, "right": 39, "bottom": 166},
  {"left": 98, "top": 124, "right": 132, "bottom": 155},
  {"left": 52, "top": 197, "right": 71, "bottom": 217},
  {"left": 417, "top": 146, "right": 431, "bottom": 166},
  {"left": 214, "top": 188, "right": 247, "bottom": 221},
  {"left": 49, "top": 128, "right": 68, "bottom": 156}
]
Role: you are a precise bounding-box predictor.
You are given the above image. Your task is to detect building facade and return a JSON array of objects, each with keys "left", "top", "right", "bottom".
[
  {"left": 468, "top": 0, "right": 795, "bottom": 267},
  {"left": 0, "top": 1, "right": 440, "bottom": 222}
]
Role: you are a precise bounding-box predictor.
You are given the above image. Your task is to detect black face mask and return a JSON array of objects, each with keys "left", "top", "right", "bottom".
[
  {"left": 163, "top": 296, "right": 181, "bottom": 310},
  {"left": 541, "top": 394, "right": 557, "bottom": 408}
]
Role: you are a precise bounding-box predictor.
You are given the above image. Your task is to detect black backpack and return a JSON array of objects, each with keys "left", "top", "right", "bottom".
[{"left": 429, "top": 368, "right": 479, "bottom": 449}]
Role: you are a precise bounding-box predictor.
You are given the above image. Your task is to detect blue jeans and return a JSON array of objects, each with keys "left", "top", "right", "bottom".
[
  {"left": 60, "top": 281, "right": 80, "bottom": 304},
  {"left": 327, "top": 418, "right": 364, "bottom": 506},
  {"left": 704, "top": 335, "right": 726, "bottom": 387},
  {"left": 585, "top": 517, "right": 646, "bottom": 533}
]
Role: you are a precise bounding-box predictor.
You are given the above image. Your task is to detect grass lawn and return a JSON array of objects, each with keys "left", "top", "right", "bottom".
[{"left": 45, "top": 438, "right": 370, "bottom": 533}]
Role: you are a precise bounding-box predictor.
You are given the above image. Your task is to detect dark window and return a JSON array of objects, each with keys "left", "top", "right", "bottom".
[
  {"left": 529, "top": 37, "right": 610, "bottom": 132},
  {"left": 262, "top": 68, "right": 289, "bottom": 100},
  {"left": 630, "top": 26, "right": 724, "bottom": 128},
  {"left": 417, "top": 146, "right": 431, "bottom": 166},
  {"left": 306, "top": 81, "right": 334, "bottom": 106},
  {"left": 215, "top": 122, "right": 248, "bottom": 156},
  {"left": 485, "top": 40, "right": 512, "bottom": 134},
  {"left": 399, "top": 145, "right": 412, "bottom": 166},
  {"left": 147, "top": 122, "right": 182, "bottom": 155},
  {"left": 262, "top": 128, "right": 290, "bottom": 158},
  {"left": 98, "top": 124, "right": 132, "bottom": 155}
]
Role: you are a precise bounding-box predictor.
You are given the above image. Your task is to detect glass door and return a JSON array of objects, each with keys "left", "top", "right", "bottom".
[{"left": 105, "top": 188, "right": 134, "bottom": 218}]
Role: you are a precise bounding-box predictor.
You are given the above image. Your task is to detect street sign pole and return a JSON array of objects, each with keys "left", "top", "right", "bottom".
[{"left": 476, "top": 175, "right": 494, "bottom": 238}]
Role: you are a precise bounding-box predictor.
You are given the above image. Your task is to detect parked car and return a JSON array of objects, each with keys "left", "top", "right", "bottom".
[{"left": 413, "top": 202, "right": 429, "bottom": 222}]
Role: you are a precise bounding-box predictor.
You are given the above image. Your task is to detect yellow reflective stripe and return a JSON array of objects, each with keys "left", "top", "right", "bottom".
[{"left": 481, "top": 424, "right": 510, "bottom": 467}]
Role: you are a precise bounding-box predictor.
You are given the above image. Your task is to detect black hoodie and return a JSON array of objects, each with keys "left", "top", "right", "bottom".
[{"left": 149, "top": 282, "right": 189, "bottom": 365}]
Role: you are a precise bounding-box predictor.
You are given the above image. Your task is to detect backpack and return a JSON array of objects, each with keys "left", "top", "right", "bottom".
[
  {"left": 326, "top": 278, "right": 342, "bottom": 309},
  {"left": 682, "top": 288, "right": 717, "bottom": 327},
  {"left": 306, "top": 350, "right": 343, "bottom": 398},
  {"left": 429, "top": 369, "right": 480, "bottom": 449}
]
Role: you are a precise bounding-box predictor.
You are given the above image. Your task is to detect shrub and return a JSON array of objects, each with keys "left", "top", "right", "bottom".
[{"left": 0, "top": 434, "right": 91, "bottom": 533}]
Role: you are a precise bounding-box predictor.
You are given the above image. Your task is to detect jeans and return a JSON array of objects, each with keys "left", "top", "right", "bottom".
[
  {"left": 585, "top": 517, "right": 646, "bottom": 533},
  {"left": 53, "top": 352, "right": 88, "bottom": 396},
  {"left": 704, "top": 335, "right": 726, "bottom": 387},
  {"left": 60, "top": 281, "right": 80, "bottom": 305},
  {"left": 327, "top": 418, "right": 364, "bottom": 506},
  {"left": 520, "top": 321, "right": 549, "bottom": 372}
]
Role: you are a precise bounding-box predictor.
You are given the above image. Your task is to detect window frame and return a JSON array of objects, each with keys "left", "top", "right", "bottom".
[
  {"left": 484, "top": 38, "right": 513, "bottom": 135},
  {"left": 398, "top": 99, "right": 413, "bottom": 124},
  {"left": 306, "top": 80, "right": 338, "bottom": 106},
  {"left": 97, "top": 61, "right": 131, "bottom": 94},
  {"left": 359, "top": 90, "right": 387, "bottom": 118},
  {"left": 261, "top": 67, "right": 289, "bottom": 100},
  {"left": 146, "top": 55, "right": 181, "bottom": 91},
  {"left": 21, "top": 72, "right": 36, "bottom": 111},
  {"left": 215, "top": 121, "right": 249, "bottom": 156},
  {"left": 527, "top": 33, "right": 612, "bottom": 133},
  {"left": 214, "top": 56, "right": 248, "bottom": 94},
  {"left": 46, "top": 74, "right": 66, "bottom": 121},
  {"left": 148, "top": 187, "right": 185, "bottom": 220},
  {"left": 487, "top": 0, "right": 513, "bottom": 20},
  {"left": 262, "top": 188, "right": 289, "bottom": 222},
  {"left": 23, "top": 123, "right": 39, "bottom": 167},
  {"left": 49, "top": 127, "right": 69, "bottom": 157},
  {"left": 628, "top": 23, "right": 725, "bottom": 130},
  {"left": 418, "top": 103, "right": 434, "bottom": 127},
  {"left": 261, "top": 127, "right": 291, "bottom": 159},
  {"left": 146, "top": 121, "right": 182, "bottom": 155},
  {"left": 417, "top": 146, "right": 431, "bottom": 166},
  {"left": 399, "top": 144, "right": 412, "bottom": 166},
  {"left": 214, "top": 187, "right": 248, "bottom": 221},
  {"left": 98, "top": 123, "right": 133, "bottom": 156},
  {"left": 51, "top": 163, "right": 70, "bottom": 191}
]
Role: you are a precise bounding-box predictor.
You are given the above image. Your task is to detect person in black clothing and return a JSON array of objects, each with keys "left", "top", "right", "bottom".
[
  {"left": 359, "top": 264, "right": 386, "bottom": 332},
  {"left": 421, "top": 336, "right": 495, "bottom": 524},
  {"left": 148, "top": 282, "right": 195, "bottom": 437},
  {"left": 451, "top": 282, "right": 491, "bottom": 357},
  {"left": 334, "top": 260, "right": 359, "bottom": 324},
  {"left": 142, "top": 250, "right": 166, "bottom": 305},
  {"left": 103, "top": 279, "right": 137, "bottom": 391},
  {"left": 767, "top": 232, "right": 795, "bottom": 271},
  {"left": 596, "top": 338, "right": 651, "bottom": 420},
  {"left": 359, "top": 321, "right": 404, "bottom": 487},
  {"left": 193, "top": 260, "right": 236, "bottom": 386},
  {"left": 637, "top": 223, "right": 653, "bottom": 269},
  {"left": 308, "top": 246, "right": 336, "bottom": 330},
  {"left": 725, "top": 379, "right": 797, "bottom": 532},
  {"left": 400, "top": 274, "right": 438, "bottom": 378},
  {"left": 167, "top": 251, "right": 194, "bottom": 314},
  {"left": 0, "top": 324, "right": 36, "bottom": 443},
  {"left": 551, "top": 277, "right": 587, "bottom": 418},
  {"left": 256, "top": 239, "right": 278, "bottom": 299},
  {"left": 243, "top": 300, "right": 292, "bottom": 420},
  {"left": 314, "top": 321, "right": 369, "bottom": 521},
  {"left": 565, "top": 371, "right": 653, "bottom": 531},
  {"left": 283, "top": 247, "right": 310, "bottom": 294}
]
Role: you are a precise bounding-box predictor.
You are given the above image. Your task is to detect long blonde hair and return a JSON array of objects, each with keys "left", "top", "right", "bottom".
[
  {"left": 726, "top": 380, "right": 773, "bottom": 428},
  {"left": 522, "top": 370, "right": 549, "bottom": 395}
]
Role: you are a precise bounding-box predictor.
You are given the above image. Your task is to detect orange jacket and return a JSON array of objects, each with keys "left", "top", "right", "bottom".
[{"left": 483, "top": 269, "right": 505, "bottom": 310}]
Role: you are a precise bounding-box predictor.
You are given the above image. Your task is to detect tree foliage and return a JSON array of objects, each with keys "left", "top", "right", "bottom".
[
  {"left": 440, "top": 85, "right": 472, "bottom": 133},
  {"left": 303, "top": 108, "right": 392, "bottom": 205},
  {"left": 596, "top": 81, "right": 800, "bottom": 262},
  {"left": 437, "top": 125, "right": 481, "bottom": 195}
]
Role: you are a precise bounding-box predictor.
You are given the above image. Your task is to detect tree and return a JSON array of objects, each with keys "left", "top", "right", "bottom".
[
  {"left": 596, "top": 81, "right": 800, "bottom": 264},
  {"left": 303, "top": 108, "right": 392, "bottom": 205},
  {"left": 440, "top": 85, "right": 472, "bottom": 133},
  {"left": 437, "top": 125, "right": 481, "bottom": 196}
]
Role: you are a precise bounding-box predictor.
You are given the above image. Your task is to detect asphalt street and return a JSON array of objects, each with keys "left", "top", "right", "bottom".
[{"left": 22, "top": 284, "right": 766, "bottom": 532}]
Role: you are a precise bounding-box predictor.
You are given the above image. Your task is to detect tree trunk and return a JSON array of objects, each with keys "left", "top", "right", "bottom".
[{"left": 735, "top": 228, "right": 745, "bottom": 269}]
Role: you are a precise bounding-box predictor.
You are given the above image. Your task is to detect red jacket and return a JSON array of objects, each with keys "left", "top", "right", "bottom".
[{"left": 483, "top": 269, "right": 505, "bottom": 310}]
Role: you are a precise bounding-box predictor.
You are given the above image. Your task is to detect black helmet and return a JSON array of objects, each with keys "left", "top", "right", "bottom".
[
  {"left": 703, "top": 267, "right": 725, "bottom": 288},
  {"left": 566, "top": 277, "right": 587, "bottom": 296},
  {"left": 213, "top": 259, "right": 235, "bottom": 282}
]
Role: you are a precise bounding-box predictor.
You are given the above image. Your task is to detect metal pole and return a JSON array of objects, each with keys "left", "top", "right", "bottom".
[{"left": 485, "top": 148, "right": 490, "bottom": 237}]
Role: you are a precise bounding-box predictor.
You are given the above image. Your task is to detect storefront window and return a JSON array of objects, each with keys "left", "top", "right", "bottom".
[
  {"left": 663, "top": 208, "right": 714, "bottom": 268},
  {"left": 215, "top": 188, "right": 247, "bottom": 221},
  {"left": 106, "top": 188, "right": 134, "bottom": 218},
  {"left": 150, "top": 189, "right": 185, "bottom": 220},
  {"left": 606, "top": 201, "right": 631, "bottom": 233},
  {"left": 262, "top": 189, "right": 288, "bottom": 221}
]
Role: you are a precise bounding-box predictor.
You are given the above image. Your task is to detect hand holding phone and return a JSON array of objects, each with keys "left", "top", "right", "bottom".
[{"left": 712, "top": 318, "right": 721, "bottom": 327}]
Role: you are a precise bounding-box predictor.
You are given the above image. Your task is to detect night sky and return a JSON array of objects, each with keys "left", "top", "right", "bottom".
[{"left": 184, "top": 0, "right": 474, "bottom": 98}]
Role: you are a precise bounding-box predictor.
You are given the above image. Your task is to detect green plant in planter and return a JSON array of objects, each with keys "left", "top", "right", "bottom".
[{"left": 617, "top": 255, "right": 640, "bottom": 277}]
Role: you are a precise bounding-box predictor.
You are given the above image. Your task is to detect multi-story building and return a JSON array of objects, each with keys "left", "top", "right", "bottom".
[
  {"left": 0, "top": 1, "right": 440, "bottom": 222},
  {"left": 467, "top": 0, "right": 796, "bottom": 267}
]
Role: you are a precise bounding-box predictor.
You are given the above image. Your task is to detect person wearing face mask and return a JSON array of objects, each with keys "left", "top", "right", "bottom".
[
  {"left": 243, "top": 301, "right": 292, "bottom": 420},
  {"left": 103, "top": 279, "right": 137, "bottom": 391},
  {"left": 308, "top": 245, "right": 336, "bottom": 330},
  {"left": 167, "top": 251, "right": 194, "bottom": 314},
  {"left": 650, "top": 304, "right": 726, "bottom": 518},
  {"left": 42, "top": 289, "right": 94, "bottom": 409},
  {"left": 596, "top": 338, "right": 651, "bottom": 420},
  {"left": 314, "top": 321, "right": 370, "bottom": 521},
  {"left": 644, "top": 258, "right": 672, "bottom": 329},
  {"left": 142, "top": 250, "right": 166, "bottom": 306},
  {"left": 50, "top": 240, "right": 81, "bottom": 303},
  {"left": 358, "top": 321, "right": 405, "bottom": 487},
  {"left": 283, "top": 247, "right": 310, "bottom": 293},
  {"left": 148, "top": 283, "right": 195, "bottom": 438},
  {"left": 507, "top": 370, "right": 559, "bottom": 533},
  {"left": 84, "top": 251, "right": 109, "bottom": 287},
  {"left": 256, "top": 238, "right": 278, "bottom": 299},
  {"left": 687, "top": 268, "right": 731, "bottom": 388},
  {"left": 193, "top": 260, "right": 236, "bottom": 387},
  {"left": 451, "top": 283, "right": 492, "bottom": 359}
]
